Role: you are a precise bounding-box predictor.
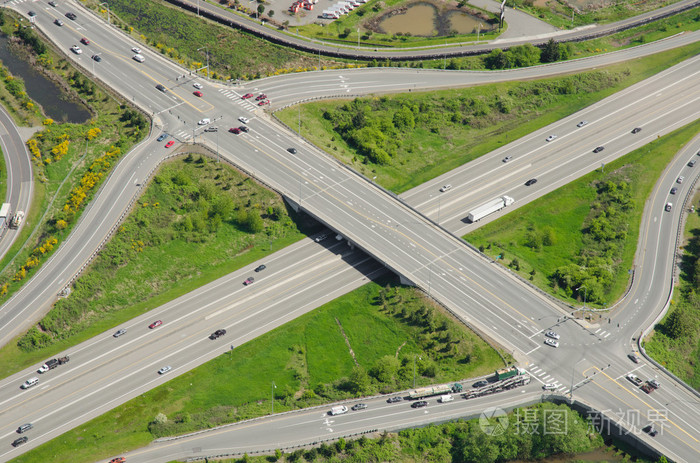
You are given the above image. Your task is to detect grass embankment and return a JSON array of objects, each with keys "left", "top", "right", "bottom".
[
  {"left": 82, "top": 0, "right": 347, "bottom": 80},
  {"left": 14, "top": 278, "right": 503, "bottom": 463},
  {"left": 509, "top": 0, "right": 685, "bottom": 29},
  {"left": 467, "top": 121, "right": 700, "bottom": 307},
  {"left": 644, "top": 189, "right": 700, "bottom": 390},
  {"left": 0, "top": 157, "right": 318, "bottom": 376},
  {"left": 0, "top": 12, "right": 147, "bottom": 301},
  {"left": 277, "top": 42, "right": 700, "bottom": 193}
]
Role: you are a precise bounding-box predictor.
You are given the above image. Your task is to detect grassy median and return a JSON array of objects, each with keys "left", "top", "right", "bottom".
[{"left": 13, "top": 278, "right": 504, "bottom": 463}]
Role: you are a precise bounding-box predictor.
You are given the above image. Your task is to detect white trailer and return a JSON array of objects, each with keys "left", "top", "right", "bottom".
[
  {"left": 467, "top": 196, "right": 514, "bottom": 222},
  {"left": 0, "top": 203, "right": 10, "bottom": 229}
]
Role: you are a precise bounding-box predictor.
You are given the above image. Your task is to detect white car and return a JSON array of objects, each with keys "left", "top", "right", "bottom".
[
  {"left": 238, "top": 116, "right": 249, "bottom": 124},
  {"left": 546, "top": 135, "right": 557, "bottom": 142},
  {"left": 676, "top": 176, "right": 684, "bottom": 184},
  {"left": 544, "top": 338, "right": 559, "bottom": 348},
  {"left": 70, "top": 45, "right": 82, "bottom": 54},
  {"left": 158, "top": 366, "right": 172, "bottom": 375},
  {"left": 37, "top": 364, "right": 50, "bottom": 374},
  {"left": 131, "top": 47, "right": 141, "bottom": 54},
  {"left": 193, "top": 82, "right": 203, "bottom": 89},
  {"left": 665, "top": 202, "right": 673, "bottom": 212},
  {"left": 542, "top": 383, "right": 556, "bottom": 390},
  {"left": 502, "top": 156, "right": 512, "bottom": 163},
  {"left": 576, "top": 120, "right": 588, "bottom": 128},
  {"left": 197, "top": 118, "right": 211, "bottom": 125},
  {"left": 439, "top": 184, "right": 452, "bottom": 192},
  {"left": 544, "top": 330, "right": 560, "bottom": 340}
]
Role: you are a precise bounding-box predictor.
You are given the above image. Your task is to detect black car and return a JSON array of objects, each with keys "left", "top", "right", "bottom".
[
  {"left": 688, "top": 160, "right": 697, "bottom": 167},
  {"left": 670, "top": 187, "right": 678, "bottom": 195},
  {"left": 473, "top": 380, "right": 489, "bottom": 388},
  {"left": 65, "top": 12, "right": 77, "bottom": 20},
  {"left": 631, "top": 127, "right": 642, "bottom": 134},
  {"left": 156, "top": 84, "right": 167, "bottom": 93},
  {"left": 54, "top": 18, "right": 64, "bottom": 26},
  {"left": 157, "top": 134, "right": 167, "bottom": 142},
  {"left": 642, "top": 424, "right": 658, "bottom": 437},
  {"left": 525, "top": 178, "right": 537, "bottom": 186},
  {"left": 92, "top": 54, "right": 102, "bottom": 62},
  {"left": 12, "top": 436, "right": 28, "bottom": 447},
  {"left": 287, "top": 148, "right": 297, "bottom": 154},
  {"left": 411, "top": 400, "right": 428, "bottom": 408},
  {"left": 254, "top": 264, "right": 266, "bottom": 272},
  {"left": 49, "top": 1, "right": 57, "bottom": 6},
  {"left": 239, "top": 126, "right": 249, "bottom": 133},
  {"left": 209, "top": 329, "right": 226, "bottom": 340},
  {"left": 593, "top": 146, "right": 605, "bottom": 153},
  {"left": 387, "top": 396, "right": 403, "bottom": 403},
  {"left": 351, "top": 403, "right": 367, "bottom": 411},
  {"left": 28, "top": 11, "right": 37, "bottom": 17}
]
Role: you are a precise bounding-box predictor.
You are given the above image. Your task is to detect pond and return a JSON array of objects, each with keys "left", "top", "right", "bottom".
[
  {"left": 0, "top": 33, "right": 91, "bottom": 123},
  {"left": 376, "top": 2, "right": 493, "bottom": 37}
]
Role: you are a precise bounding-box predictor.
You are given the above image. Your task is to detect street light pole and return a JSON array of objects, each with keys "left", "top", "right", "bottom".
[
  {"left": 99, "top": 2, "right": 110, "bottom": 25},
  {"left": 570, "top": 358, "right": 586, "bottom": 402},
  {"left": 196, "top": 46, "right": 209, "bottom": 78},
  {"left": 413, "top": 354, "right": 421, "bottom": 388},
  {"left": 271, "top": 381, "right": 276, "bottom": 414}
]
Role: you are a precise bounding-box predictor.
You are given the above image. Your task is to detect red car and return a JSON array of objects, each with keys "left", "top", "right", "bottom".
[
  {"left": 193, "top": 91, "right": 203, "bottom": 97},
  {"left": 149, "top": 320, "right": 163, "bottom": 329},
  {"left": 258, "top": 100, "right": 269, "bottom": 106},
  {"left": 255, "top": 93, "right": 267, "bottom": 101},
  {"left": 165, "top": 140, "right": 174, "bottom": 148},
  {"left": 241, "top": 93, "right": 253, "bottom": 99},
  {"left": 110, "top": 458, "right": 126, "bottom": 463},
  {"left": 80, "top": 37, "right": 90, "bottom": 45},
  {"left": 243, "top": 277, "right": 254, "bottom": 285},
  {"left": 229, "top": 127, "right": 241, "bottom": 134}
]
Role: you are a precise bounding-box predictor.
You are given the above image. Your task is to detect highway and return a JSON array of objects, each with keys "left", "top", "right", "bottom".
[{"left": 0, "top": 1, "right": 698, "bottom": 461}]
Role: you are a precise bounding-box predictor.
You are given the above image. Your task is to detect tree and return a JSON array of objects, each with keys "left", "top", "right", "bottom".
[
  {"left": 541, "top": 38, "right": 561, "bottom": 63},
  {"left": 484, "top": 49, "right": 512, "bottom": 70},
  {"left": 257, "top": 4, "right": 265, "bottom": 15},
  {"left": 347, "top": 365, "right": 371, "bottom": 395},
  {"left": 370, "top": 355, "right": 400, "bottom": 383},
  {"left": 246, "top": 212, "right": 264, "bottom": 233},
  {"left": 664, "top": 308, "right": 693, "bottom": 339},
  {"left": 268, "top": 9, "right": 274, "bottom": 18}
]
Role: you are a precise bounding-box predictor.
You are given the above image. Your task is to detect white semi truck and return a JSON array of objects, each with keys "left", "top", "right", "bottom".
[
  {"left": 467, "top": 196, "right": 514, "bottom": 223},
  {"left": 0, "top": 203, "right": 10, "bottom": 229}
]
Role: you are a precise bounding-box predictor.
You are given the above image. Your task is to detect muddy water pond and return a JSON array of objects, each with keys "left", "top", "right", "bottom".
[
  {"left": 377, "top": 2, "right": 493, "bottom": 36},
  {"left": 0, "top": 34, "right": 90, "bottom": 123}
]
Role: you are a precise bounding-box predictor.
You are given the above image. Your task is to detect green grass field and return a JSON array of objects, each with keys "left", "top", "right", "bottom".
[
  {"left": 277, "top": 43, "right": 700, "bottom": 193},
  {"left": 467, "top": 121, "right": 700, "bottom": 306},
  {"left": 13, "top": 279, "right": 503, "bottom": 463}
]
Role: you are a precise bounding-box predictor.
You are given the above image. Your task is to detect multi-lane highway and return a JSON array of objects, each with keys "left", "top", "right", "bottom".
[{"left": 0, "top": 1, "right": 699, "bottom": 461}]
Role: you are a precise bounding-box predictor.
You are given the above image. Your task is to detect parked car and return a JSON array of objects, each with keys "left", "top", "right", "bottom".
[
  {"left": 243, "top": 277, "right": 254, "bottom": 285},
  {"left": 544, "top": 338, "right": 559, "bottom": 348},
  {"left": 80, "top": 37, "right": 90, "bottom": 45},
  {"left": 576, "top": 120, "right": 588, "bottom": 128},
  {"left": 411, "top": 400, "right": 428, "bottom": 408},
  {"left": 229, "top": 127, "right": 241, "bottom": 134},
  {"left": 113, "top": 328, "right": 127, "bottom": 338},
  {"left": 351, "top": 403, "right": 367, "bottom": 411},
  {"left": 157, "top": 134, "right": 167, "bottom": 142},
  {"left": 544, "top": 330, "right": 560, "bottom": 340},
  {"left": 158, "top": 366, "right": 172, "bottom": 375},
  {"left": 593, "top": 146, "right": 605, "bottom": 153},
  {"left": 193, "top": 91, "right": 203, "bottom": 97},
  {"left": 387, "top": 396, "right": 403, "bottom": 403},
  {"left": 165, "top": 140, "right": 174, "bottom": 148},
  {"left": 209, "top": 329, "right": 226, "bottom": 340},
  {"left": 631, "top": 127, "right": 642, "bottom": 134},
  {"left": 525, "top": 178, "right": 538, "bottom": 186},
  {"left": 439, "top": 184, "right": 452, "bottom": 192},
  {"left": 545, "top": 135, "right": 557, "bottom": 142},
  {"left": 255, "top": 265, "right": 266, "bottom": 272},
  {"left": 149, "top": 320, "right": 163, "bottom": 329}
]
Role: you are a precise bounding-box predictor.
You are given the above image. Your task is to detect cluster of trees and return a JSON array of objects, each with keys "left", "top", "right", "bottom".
[
  {"left": 552, "top": 179, "right": 633, "bottom": 303},
  {"left": 14, "top": 25, "right": 47, "bottom": 55},
  {"left": 120, "top": 107, "right": 148, "bottom": 131}
]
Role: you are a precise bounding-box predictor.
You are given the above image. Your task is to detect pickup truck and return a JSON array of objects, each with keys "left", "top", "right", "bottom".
[{"left": 626, "top": 374, "right": 643, "bottom": 386}]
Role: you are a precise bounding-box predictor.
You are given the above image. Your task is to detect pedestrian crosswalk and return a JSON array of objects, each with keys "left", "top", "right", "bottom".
[
  {"left": 594, "top": 328, "right": 612, "bottom": 338},
  {"left": 527, "top": 364, "right": 569, "bottom": 394},
  {"left": 218, "top": 88, "right": 257, "bottom": 110}
]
